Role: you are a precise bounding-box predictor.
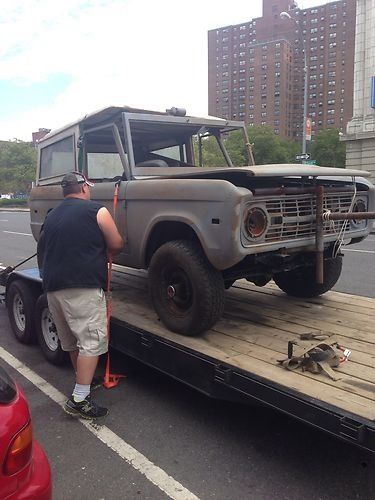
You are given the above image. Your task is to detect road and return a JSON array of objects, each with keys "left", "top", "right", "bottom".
[{"left": 0, "top": 211, "right": 374, "bottom": 500}]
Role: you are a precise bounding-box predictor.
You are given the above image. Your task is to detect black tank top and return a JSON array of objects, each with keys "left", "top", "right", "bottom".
[{"left": 42, "top": 198, "right": 107, "bottom": 292}]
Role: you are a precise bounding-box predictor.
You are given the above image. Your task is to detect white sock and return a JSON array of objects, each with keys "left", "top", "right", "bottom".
[{"left": 72, "top": 383, "right": 90, "bottom": 403}]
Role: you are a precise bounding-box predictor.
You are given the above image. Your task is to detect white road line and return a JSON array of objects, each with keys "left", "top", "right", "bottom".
[
  {"left": 342, "top": 248, "right": 375, "bottom": 255},
  {"left": 0, "top": 347, "right": 199, "bottom": 500},
  {"left": 3, "top": 231, "right": 32, "bottom": 236},
  {"left": 0, "top": 219, "right": 9, "bottom": 222}
]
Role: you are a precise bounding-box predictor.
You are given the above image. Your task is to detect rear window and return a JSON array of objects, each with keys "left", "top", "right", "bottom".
[
  {"left": 40, "top": 135, "right": 75, "bottom": 179},
  {"left": 0, "top": 366, "right": 17, "bottom": 404}
]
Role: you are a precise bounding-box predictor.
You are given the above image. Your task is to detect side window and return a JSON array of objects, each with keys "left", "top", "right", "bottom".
[
  {"left": 151, "top": 145, "right": 185, "bottom": 162},
  {"left": 87, "top": 152, "right": 124, "bottom": 179},
  {"left": 40, "top": 136, "right": 75, "bottom": 179}
]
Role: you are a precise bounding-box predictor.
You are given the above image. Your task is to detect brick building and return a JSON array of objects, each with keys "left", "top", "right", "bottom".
[{"left": 208, "top": 0, "right": 356, "bottom": 142}]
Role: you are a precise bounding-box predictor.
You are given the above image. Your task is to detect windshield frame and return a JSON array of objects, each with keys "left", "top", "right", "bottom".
[{"left": 122, "top": 112, "right": 246, "bottom": 174}]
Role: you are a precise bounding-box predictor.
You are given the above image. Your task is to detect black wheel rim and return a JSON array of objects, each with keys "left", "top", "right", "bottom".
[{"left": 161, "top": 265, "right": 193, "bottom": 315}]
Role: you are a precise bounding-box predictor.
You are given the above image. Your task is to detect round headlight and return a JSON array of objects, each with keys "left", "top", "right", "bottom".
[
  {"left": 352, "top": 199, "right": 366, "bottom": 225},
  {"left": 245, "top": 207, "right": 268, "bottom": 239}
]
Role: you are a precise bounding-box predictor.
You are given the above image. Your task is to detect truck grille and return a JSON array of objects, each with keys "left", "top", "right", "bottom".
[{"left": 264, "top": 192, "right": 354, "bottom": 242}]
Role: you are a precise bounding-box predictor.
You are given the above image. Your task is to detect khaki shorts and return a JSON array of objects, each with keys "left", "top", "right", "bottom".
[{"left": 47, "top": 288, "right": 108, "bottom": 357}]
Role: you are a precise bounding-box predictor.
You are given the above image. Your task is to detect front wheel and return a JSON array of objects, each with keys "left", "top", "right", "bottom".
[
  {"left": 149, "top": 240, "right": 225, "bottom": 336},
  {"left": 35, "top": 295, "right": 68, "bottom": 365},
  {"left": 274, "top": 256, "right": 342, "bottom": 298}
]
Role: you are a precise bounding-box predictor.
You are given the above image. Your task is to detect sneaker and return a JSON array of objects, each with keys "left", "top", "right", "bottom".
[
  {"left": 63, "top": 395, "right": 108, "bottom": 419},
  {"left": 91, "top": 376, "right": 103, "bottom": 390}
]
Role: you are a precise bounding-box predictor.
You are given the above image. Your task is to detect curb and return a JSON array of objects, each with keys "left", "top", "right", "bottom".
[{"left": 0, "top": 207, "right": 30, "bottom": 212}]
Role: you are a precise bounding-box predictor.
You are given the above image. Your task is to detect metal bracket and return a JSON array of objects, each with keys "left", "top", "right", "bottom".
[
  {"left": 339, "top": 417, "right": 365, "bottom": 443},
  {"left": 214, "top": 364, "right": 232, "bottom": 384}
]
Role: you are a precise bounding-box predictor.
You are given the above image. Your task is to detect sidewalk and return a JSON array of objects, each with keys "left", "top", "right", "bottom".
[{"left": 0, "top": 207, "right": 29, "bottom": 212}]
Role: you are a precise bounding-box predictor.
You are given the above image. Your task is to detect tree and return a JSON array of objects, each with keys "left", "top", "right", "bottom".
[
  {"left": 195, "top": 126, "right": 299, "bottom": 167},
  {"left": 309, "top": 128, "right": 346, "bottom": 168},
  {"left": 248, "top": 126, "right": 299, "bottom": 165},
  {"left": 0, "top": 140, "right": 37, "bottom": 194}
]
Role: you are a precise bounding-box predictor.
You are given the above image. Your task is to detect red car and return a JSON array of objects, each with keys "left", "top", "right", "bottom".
[{"left": 0, "top": 365, "right": 52, "bottom": 499}]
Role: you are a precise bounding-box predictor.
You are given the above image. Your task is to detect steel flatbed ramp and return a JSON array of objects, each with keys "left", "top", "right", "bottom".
[{"left": 110, "top": 267, "right": 375, "bottom": 452}]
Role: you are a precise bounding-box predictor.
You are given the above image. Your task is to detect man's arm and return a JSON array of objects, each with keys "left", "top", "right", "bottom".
[{"left": 96, "top": 207, "right": 124, "bottom": 255}]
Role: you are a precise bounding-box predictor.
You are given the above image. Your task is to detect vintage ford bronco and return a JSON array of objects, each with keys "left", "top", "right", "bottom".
[{"left": 29, "top": 106, "right": 374, "bottom": 335}]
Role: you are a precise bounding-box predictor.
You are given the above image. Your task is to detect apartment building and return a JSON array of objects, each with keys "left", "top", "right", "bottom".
[{"left": 208, "top": 0, "right": 355, "bottom": 141}]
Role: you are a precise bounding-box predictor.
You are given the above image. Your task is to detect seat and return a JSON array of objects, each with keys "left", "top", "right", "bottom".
[{"left": 135, "top": 159, "right": 169, "bottom": 168}]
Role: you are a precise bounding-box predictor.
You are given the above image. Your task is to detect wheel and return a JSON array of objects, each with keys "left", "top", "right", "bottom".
[
  {"left": 7, "top": 280, "right": 38, "bottom": 344},
  {"left": 274, "top": 256, "right": 343, "bottom": 298},
  {"left": 149, "top": 240, "right": 225, "bottom": 336},
  {"left": 35, "top": 295, "right": 68, "bottom": 365}
]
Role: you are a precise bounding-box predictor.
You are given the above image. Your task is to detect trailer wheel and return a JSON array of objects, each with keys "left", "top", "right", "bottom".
[
  {"left": 274, "top": 256, "right": 342, "bottom": 298},
  {"left": 149, "top": 240, "right": 225, "bottom": 336},
  {"left": 7, "top": 280, "right": 38, "bottom": 344},
  {"left": 35, "top": 295, "right": 68, "bottom": 366}
]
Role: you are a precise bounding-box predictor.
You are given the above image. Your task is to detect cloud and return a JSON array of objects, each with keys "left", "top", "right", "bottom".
[{"left": 0, "top": 0, "right": 336, "bottom": 140}]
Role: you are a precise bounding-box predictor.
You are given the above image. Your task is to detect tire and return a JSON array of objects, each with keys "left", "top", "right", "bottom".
[
  {"left": 149, "top": 240, "right": 225, "bottom": 336},
  {"left": 274, "top": 256, "right": 343, "bottom": 298},
  {"left": 7, "top": 280, "right": 38, "bottom": 344},
  {"left": 35, "top": 295, "right": 68, "bottom": 366}
]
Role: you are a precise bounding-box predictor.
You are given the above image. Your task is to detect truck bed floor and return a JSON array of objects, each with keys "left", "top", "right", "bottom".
[{"left": 111, "top": 267, "right": 375, "bottom": 423}]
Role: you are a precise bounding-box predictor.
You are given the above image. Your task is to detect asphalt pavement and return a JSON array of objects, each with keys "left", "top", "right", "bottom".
[{"left": 0, "top": 211, "right": 374, "bottom": 500}]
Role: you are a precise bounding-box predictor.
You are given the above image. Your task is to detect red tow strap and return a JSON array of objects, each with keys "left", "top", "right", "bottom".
[{"left": 103, "top": 182, "right": 124, "bottom": 389}]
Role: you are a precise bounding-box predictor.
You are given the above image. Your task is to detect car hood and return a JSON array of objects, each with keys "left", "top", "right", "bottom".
[{"left": 134, "top": 164, "right": 371, "bottom": 180}]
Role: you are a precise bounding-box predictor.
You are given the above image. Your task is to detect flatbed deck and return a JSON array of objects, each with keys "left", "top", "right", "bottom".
[
  {"left": 110, "top": 266, "right": 375, "bottom": 452},
  {"left": 3, "top": 266, "right": 375, "bottom": 452}
]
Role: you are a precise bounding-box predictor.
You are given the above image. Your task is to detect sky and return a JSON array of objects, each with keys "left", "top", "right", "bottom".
[{"left": 0, "top": 0, "right": 337, "bottom": 141}]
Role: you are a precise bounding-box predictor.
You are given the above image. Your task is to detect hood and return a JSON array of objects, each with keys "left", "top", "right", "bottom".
[{"left": 134, "top": 163, "right": 371, "bottom": 180}]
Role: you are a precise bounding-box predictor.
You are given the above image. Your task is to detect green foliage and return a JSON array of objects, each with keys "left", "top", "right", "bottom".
[
  {"left": 196, "top": 126, "right": 299, "bottom": 167},
  {"left": 0, "top": 140, "right": 37, "bottom": 194},
  {"left": 309, "top": 128, "right": 346, "bottom": 168},
  {"left": 248, "top": 126, "right": 299, "bottom": 165}
]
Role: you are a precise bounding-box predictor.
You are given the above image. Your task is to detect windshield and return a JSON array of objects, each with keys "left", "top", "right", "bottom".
[{"left": 129, "top": 119, "right": 248, "bottom": 168}]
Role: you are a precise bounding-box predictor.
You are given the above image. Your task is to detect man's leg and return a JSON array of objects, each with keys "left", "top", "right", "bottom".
[
  {"left": 63, "top": 288, "right": 108, "bottom": 418},
  {"left": 69, "top": 349, "right": 79, "bottom": 372},
  {"left": 76, "top": 355, "right": 99, "bottom": 385}
]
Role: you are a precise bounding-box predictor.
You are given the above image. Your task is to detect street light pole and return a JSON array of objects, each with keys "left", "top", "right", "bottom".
[{"left": 280, "top": 11, "right": 308, "bottom": 160}]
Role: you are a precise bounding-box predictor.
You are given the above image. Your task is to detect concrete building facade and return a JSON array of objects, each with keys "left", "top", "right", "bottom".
[
  {"left": 343, "top": 0, "right": 375, "bottom": 179},
  {"left": 208, "top": 0, "right": 356, "bottom": 142}
]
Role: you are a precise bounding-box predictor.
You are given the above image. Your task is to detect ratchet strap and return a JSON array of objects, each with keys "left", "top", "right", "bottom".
[
  {"left": 103, "top": 181, "right": 125, "bottom": 389},
  {"left": 278, "top": 333, "right": 351, "bottom": 381}
]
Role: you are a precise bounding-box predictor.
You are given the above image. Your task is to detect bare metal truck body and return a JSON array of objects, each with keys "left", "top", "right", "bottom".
[{"left": 29, "top": 106, "right": 374, "bottom": 335}]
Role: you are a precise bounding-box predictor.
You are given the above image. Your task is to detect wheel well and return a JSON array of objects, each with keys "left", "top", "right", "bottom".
[{"left": 145, "top": 221, "right": 200, "bottom": 267}]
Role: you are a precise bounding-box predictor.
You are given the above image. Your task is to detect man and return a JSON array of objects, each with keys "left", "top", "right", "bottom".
[{"left": 39, "top": 172, "right": 123, "bottom": 419}]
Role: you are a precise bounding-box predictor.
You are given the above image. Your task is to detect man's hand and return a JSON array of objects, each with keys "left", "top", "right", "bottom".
[{"left": 97, "top": 207, "right": 124, "bottom": 255}]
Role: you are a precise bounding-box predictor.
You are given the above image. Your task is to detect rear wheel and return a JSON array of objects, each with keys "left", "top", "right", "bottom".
[
  {"left": 274, "top": 256, "right": 342, "bottom": 298},
  {"left": 149, "top": 240, "right": 225, "bottom": 336},
  {"left": 7, "top": 280, "right": 38, "bottom": 344},
  {"left": 35, "top": 294, "right": 68, "bottom": 365}
]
